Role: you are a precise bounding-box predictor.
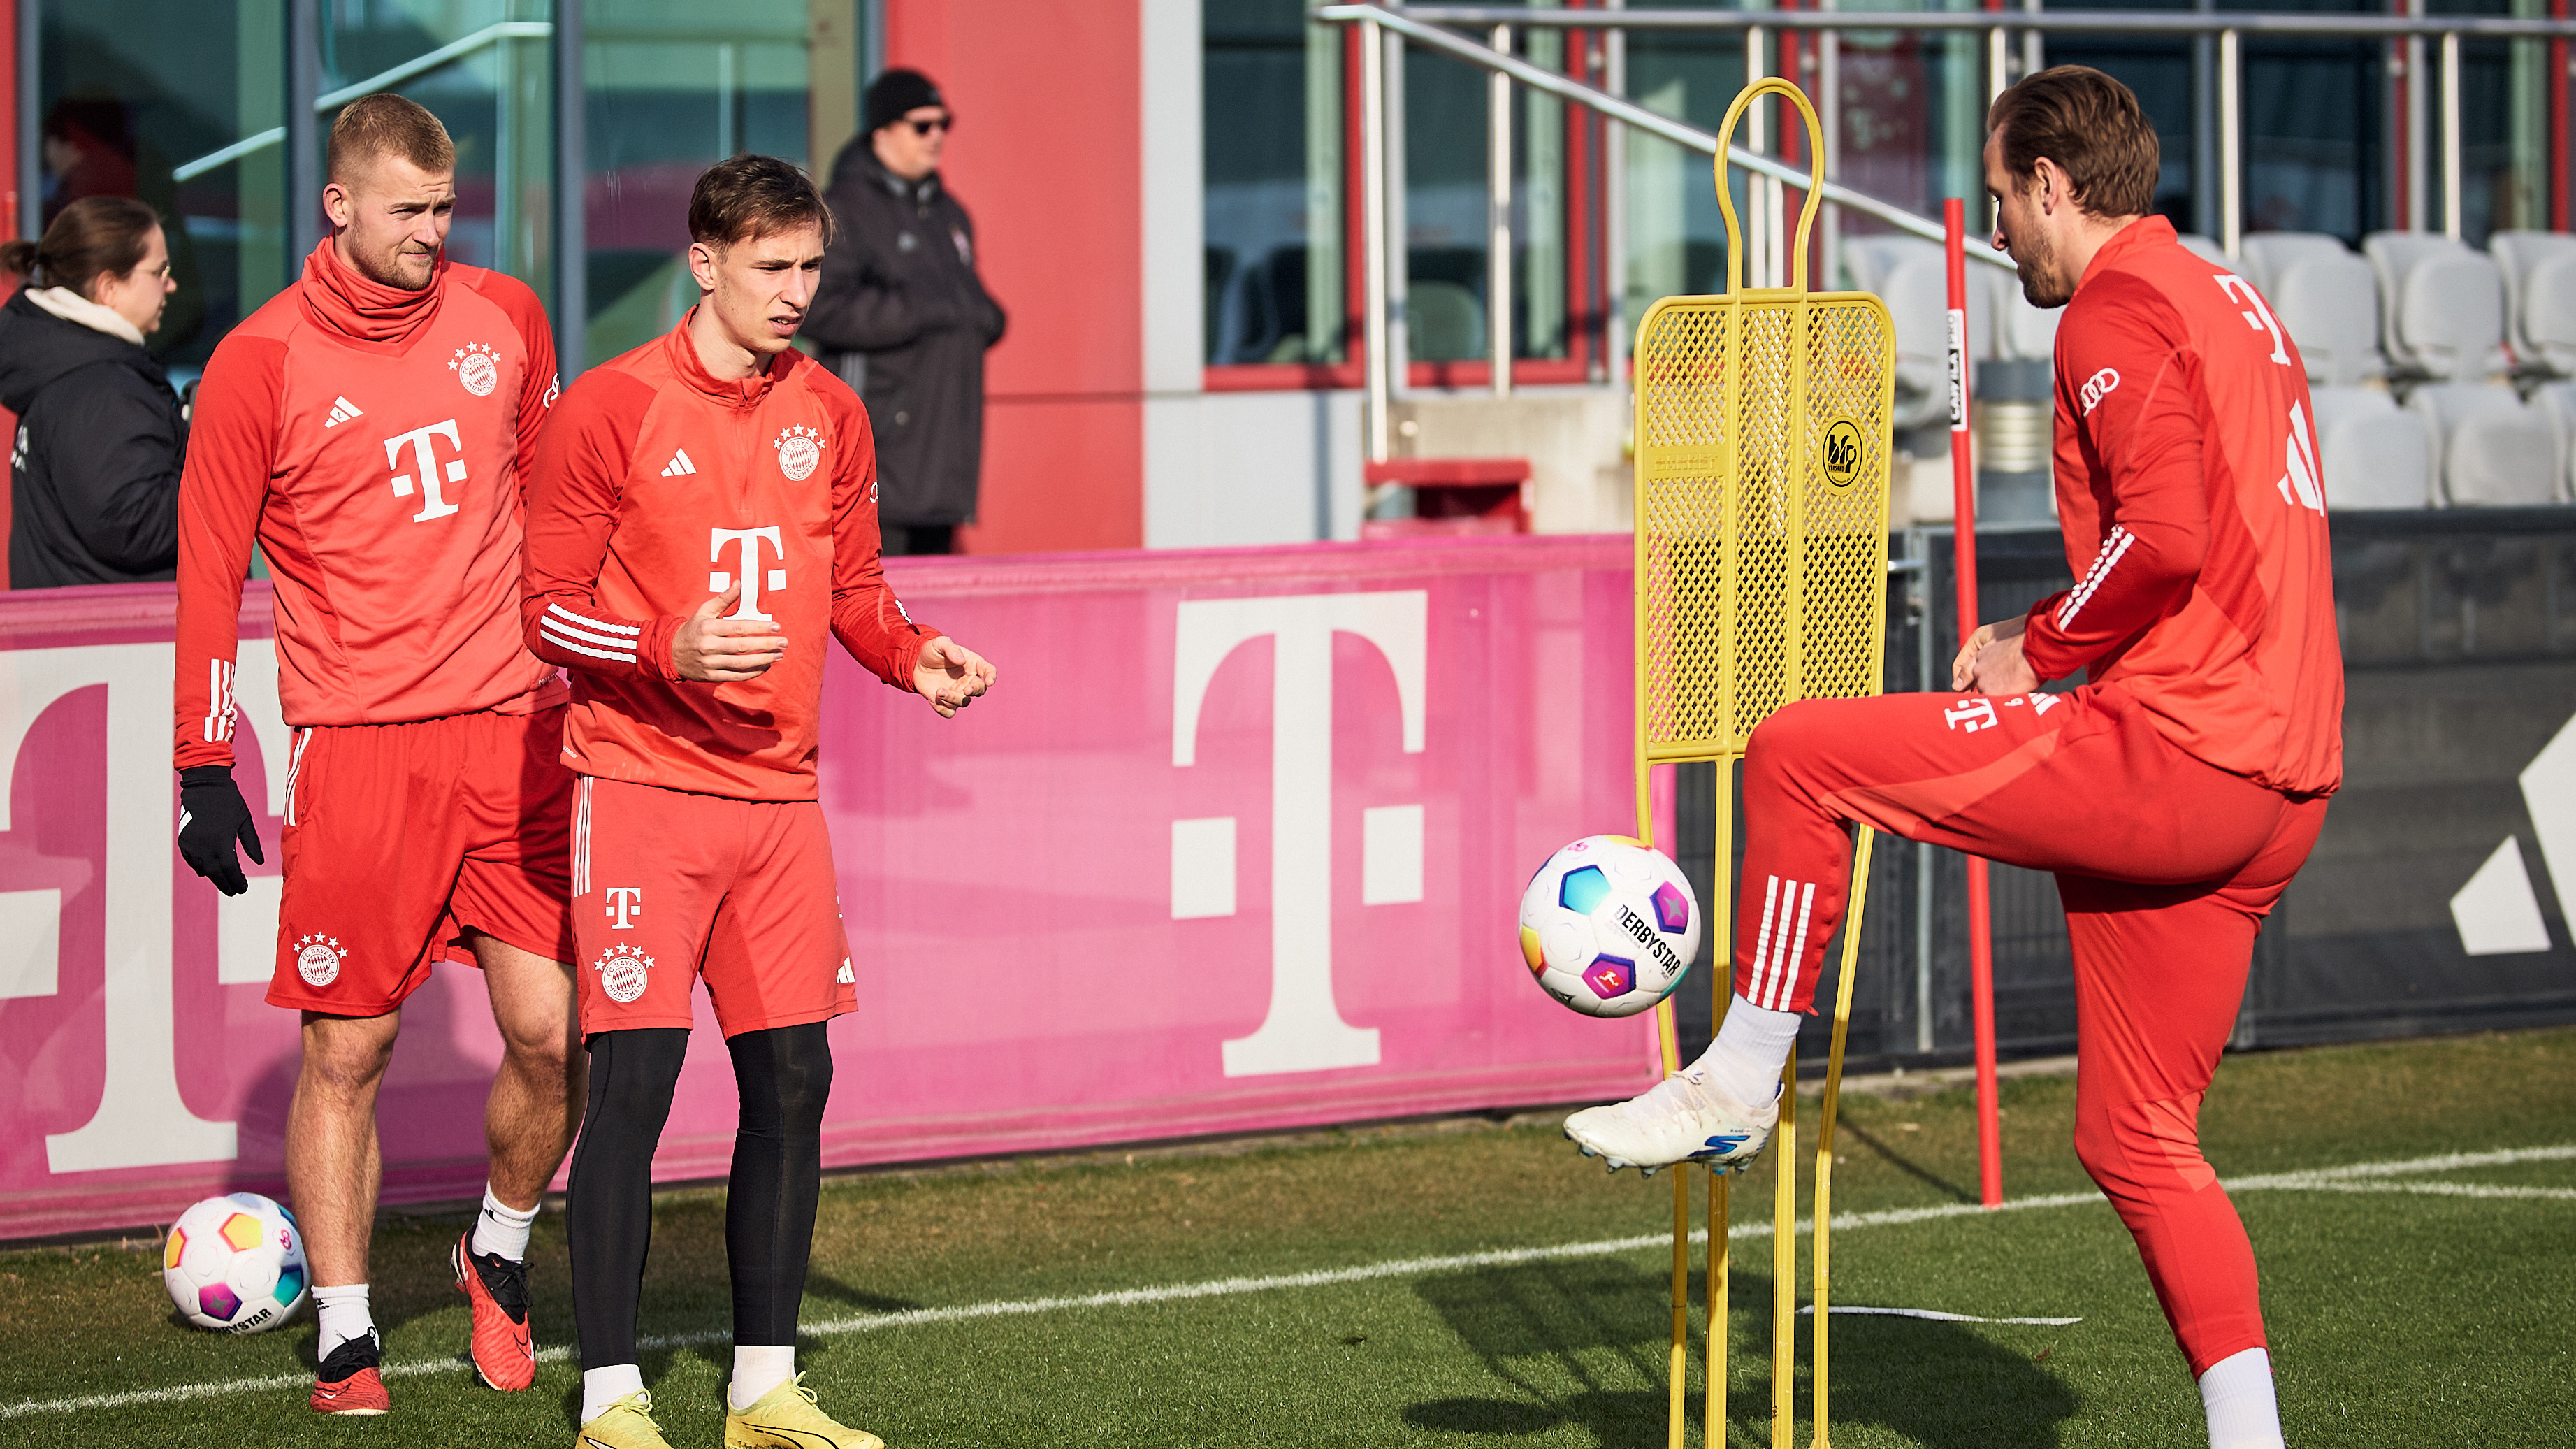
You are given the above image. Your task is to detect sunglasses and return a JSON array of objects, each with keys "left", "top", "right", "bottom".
[{"left": 906, "top": 115, "right": 952, "bottom": 136}]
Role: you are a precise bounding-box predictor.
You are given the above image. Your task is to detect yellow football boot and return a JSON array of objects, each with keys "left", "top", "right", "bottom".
[
  {"left": 575, "top": 1389, "right": 675, "bottom": 1449},
  {"left": 723, "top": 1374, "right": 885, "bottom": 1449}
]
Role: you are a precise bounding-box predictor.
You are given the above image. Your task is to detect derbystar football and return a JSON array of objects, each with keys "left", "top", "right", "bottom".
[
  {"left": 162, "top": 1192, "right": 307, "bottom": 1334},
  {"left": 1517, "top": 835, "right": 1701, "bottom": 1018}
]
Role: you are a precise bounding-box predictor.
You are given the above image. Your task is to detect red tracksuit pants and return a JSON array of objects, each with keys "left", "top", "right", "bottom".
[{"left": 1737, "top": 682, "right": 2327, "bottom": 1374}]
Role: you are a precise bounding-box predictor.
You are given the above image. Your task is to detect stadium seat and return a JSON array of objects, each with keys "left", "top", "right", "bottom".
[
  {"left": 2239, "top": 231, "right": 2352, "bottom": 297},
  {"left": 2310, "top": 387, "right": 2436, "bottom": 510},
  {"left": 2267, "top": 249, "right": 2385, "bottom": 389},
  {"left": 1843, "top": 236, "right": 2002, "bottom": 431},
  {"left": 2489, "top": 231, "right": 2576, "bottom": 378},
  {"left": 1997, "top": 285, "right": 2058, "bottom": 362},
  {"left": 2535, "top": 382, "right": 2576, "bottom": 497},
  {"left": 1404, "top": 281, "right": 1484, "bottom": 363},
  {"left": 2407, "top": 384, "right": 2566, "bottom": 505},
  {"left": 2365, "top": 232, "right": 2508, "bottom": 383},
  {"left": 2178, "top": 233, "right": 2234, "bottom": 268}
]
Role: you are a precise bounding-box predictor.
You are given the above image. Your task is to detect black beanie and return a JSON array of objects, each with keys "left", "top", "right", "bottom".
[{"left": 865, "top": 69, "right": 946, "bottom": 134}]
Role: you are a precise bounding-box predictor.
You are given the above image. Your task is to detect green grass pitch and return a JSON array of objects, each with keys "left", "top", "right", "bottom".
[{"left": 1, "top": 1028, "right": 2569, "bottom": 1446}]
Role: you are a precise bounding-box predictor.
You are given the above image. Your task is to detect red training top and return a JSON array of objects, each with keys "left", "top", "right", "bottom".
[
  {"left": 2020, "top": 216, "right": 2344, "bottom": 798},
  {"left": 174, "top": 238, "right": 564, "bottom": 771},
  {"left": 519, "top": 316, "right": 937, "bottom": 802}
]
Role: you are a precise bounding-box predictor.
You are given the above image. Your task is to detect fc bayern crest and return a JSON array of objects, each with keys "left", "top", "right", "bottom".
[
  {"left": 450, "top": 342, "right": 500, "bottom": 397},
  {"left": 595, "top": 944, "right": 653, "bottom": 1004},
  {"left": 293, "top": 934, "right": 345, "bottom": 987},
  {"left": 774, "top": 425, "right": 824, "bottom": 482}
]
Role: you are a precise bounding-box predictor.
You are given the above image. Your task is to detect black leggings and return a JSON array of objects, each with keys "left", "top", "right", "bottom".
[{"left": 567, "top": 1023, "right": 834, "bottom": 1369}]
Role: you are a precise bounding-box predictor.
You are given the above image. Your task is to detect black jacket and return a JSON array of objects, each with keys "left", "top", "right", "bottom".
[
  {"left": 804, "top": 145, "right": 1006, "bottom": 528},
  {"left": 0, "top": 287, "right": 185, "bottom": 588}
]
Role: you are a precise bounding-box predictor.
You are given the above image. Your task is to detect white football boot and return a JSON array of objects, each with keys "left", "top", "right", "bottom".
[{"left": 1563, "top": 1066, "right": 1780, "bottom": 1174}]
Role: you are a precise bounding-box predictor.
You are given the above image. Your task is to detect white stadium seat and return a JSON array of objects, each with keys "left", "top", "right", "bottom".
[
  {"left": 2407, "top": 384, "right": 2566, "bottom": 506},
  {"left": 2178, "top": 233, "right": 2234, "bottom": 268},
  {"left": 1845, "top": 236, "right": 2006, "bottom": 432},
  {"left": 2240, "top": 232, "right": 2352, "bottom": 297},
  {"left": 2309, "top": 387, "right": 2436, "bottom": 510},
  {"left": 2489, "top": 231, "right": 2576, "bottom": 378},
  {"left": 2365, "top": 232, "right": 2508, "bottom": 382},
  {"left": 2267, "top": 248, "right": 2385, "bottom": 389},
  {"left": 2535, "top": 382, "right": 2576, "bottom": 497},
  {"left": 1997, "top": 285, "right": 2059, "bottom": 362}
]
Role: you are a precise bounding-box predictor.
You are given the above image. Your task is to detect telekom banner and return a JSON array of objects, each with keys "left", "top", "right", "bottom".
[{"left": 0, "top": 536, "right": 1659, "bottom": 1241}]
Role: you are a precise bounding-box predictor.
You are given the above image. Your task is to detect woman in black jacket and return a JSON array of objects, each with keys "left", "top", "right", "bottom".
[{"left": 0, "top": 196, "right": 184, "bottom": 588}]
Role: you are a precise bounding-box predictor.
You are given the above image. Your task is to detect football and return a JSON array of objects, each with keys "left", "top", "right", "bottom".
[
  {"left": 1517, "top": 835, "right": 1701, "bottom": 1018},
  {"left": 161, "top": 1192, "right": 307, "bottom": 1334}
]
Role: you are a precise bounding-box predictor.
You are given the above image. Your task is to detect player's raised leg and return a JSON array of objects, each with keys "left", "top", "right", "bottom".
[
  {"left": 288, "top": 1009, "right": 401, "bottom": 1415},
  {"left": 1567, "top": 686, "right": 2293, "bottom": 1174},
  {"left": 451, "top": 930, "right": 583, "bottom": 1392}
]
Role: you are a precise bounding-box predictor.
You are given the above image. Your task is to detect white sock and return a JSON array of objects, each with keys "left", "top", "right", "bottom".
[
  {"left": 582, "top": 1364, "right": 646, "bottom": 1425},
  {"left": 730, "top": 1345, "right": 796, "bottom": 1410},
  {"left": 312, "top": 1283, "right": 373, "bottom": 1360},
  {"left": 2198, "top": 1346, "right": 2286, "bottom": 1449},
  {"left": 1693, "top": 994, "right": 1801, "bottom": 1107},
  {"left": 470, "top": 1184, "right": 540, "bottom": 1262}
]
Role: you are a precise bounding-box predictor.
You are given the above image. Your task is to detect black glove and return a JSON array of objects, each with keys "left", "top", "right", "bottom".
[{"left": 177, "top": 765, "right": 264, "bottom": 896}]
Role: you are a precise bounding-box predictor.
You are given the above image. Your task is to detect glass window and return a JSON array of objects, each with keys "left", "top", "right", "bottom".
[
  {"left": 1204, "top": 0, "right": 1344, "bottom": 366},
  {"left": 581, "top": 0, "right": 814, "bottom": 367},
  {"left": 1396, "top": 10, "right": 1573, "bottom": 366},
  {"left": 314, "top": 0, "right": 557, "bottom": 308},
  {"left": 39, "top": 0, "right": 287, "bottom": 374}
]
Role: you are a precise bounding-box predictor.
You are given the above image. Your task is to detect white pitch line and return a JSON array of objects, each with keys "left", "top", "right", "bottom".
[
  {"left": 9, "top": 1141, "right": 2570, "bottom": 1422},
  {"left": 1797, "top": 1305, "right": 2083, "bottom": 1326}
]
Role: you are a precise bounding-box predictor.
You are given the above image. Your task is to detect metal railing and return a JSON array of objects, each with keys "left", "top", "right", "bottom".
[
  {"left": 1316, "top": 1, "right": 2576, "bottom": 459},
  {"left": 172, "top": 20, "right": 555, "bottom": 182}
]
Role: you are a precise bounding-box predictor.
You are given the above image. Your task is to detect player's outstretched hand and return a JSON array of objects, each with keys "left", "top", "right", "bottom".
[
  {"left": 177, "top": 765, "right": 264, "bottom": 897},
  {"left": 914, "top": 635, "right": 995, "bottom": 718},
  {"left": 1951, "top": 614, "right": 2039, "bottom": 696},
  {"left": 673, "top": 584, "right": 789, "bottom": 682}
]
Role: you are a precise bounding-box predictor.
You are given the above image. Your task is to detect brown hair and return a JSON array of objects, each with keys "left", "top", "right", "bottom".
[
  {"left": 0, "top": 196, "right": 161, "bottom": 301},
  {"left": 687, "top": 155, "right": 836, "bottom": 250},
  {"left": 1986, "top": 66, "right": 2160, "bottom": 219},
  {"left": 328, "top": 92, "right": 456, "bottom": 185}
]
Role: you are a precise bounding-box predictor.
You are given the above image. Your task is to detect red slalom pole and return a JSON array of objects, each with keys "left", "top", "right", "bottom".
[{"left": 1944, "top": 199, "right": 2004, "bottom": 1210}]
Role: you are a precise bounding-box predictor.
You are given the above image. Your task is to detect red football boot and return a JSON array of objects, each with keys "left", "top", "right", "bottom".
[
  {"left": 452, "top": 1232, "right": 537, "bottom": 1391},
  {"left": 310, "top": 1328, "right": 390, "bottom": 1414}
]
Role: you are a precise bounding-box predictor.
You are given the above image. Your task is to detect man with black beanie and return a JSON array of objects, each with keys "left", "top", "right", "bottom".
[{"left": 805, "top": 68, "right": 1006, "bottom": 556}]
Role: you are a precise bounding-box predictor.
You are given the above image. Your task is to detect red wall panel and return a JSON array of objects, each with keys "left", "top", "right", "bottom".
[
  {"left": 963, "top": 396, "right": 1143, "bottom": 554},
  {"left": 888, "top": 0, "right": 1144, "bottom": 551}
]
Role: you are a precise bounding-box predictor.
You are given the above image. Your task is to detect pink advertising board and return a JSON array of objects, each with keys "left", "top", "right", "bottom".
[{"left": 0, "top": 535, "right": 1662, "bottom": 1241}]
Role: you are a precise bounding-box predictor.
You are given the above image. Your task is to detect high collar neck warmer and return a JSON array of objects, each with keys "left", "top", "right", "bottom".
[{"left": 299, "top": 236, "right": 445, "bottom": 345}]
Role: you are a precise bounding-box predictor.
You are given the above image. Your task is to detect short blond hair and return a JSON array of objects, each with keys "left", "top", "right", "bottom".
[{"left": 328, "top": 93, "right": 456, "bottom": 185}]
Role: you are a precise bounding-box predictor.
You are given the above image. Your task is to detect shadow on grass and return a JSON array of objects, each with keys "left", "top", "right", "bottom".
[{"left": 1407, "top": 1258, "right": 2076, "bottom": 1447}]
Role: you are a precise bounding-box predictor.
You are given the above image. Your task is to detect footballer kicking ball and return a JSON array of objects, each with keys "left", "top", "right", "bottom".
[
  {"left": 163, "top": 1192, "right": 307, "bottom": 1334},
  {"left": 1517, "top": 835, "right": 1701, "bottom": 1018}
]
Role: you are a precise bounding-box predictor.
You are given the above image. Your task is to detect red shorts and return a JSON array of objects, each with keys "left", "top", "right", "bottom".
[
  {"left": 267, "top": 706, "right": 577, "bottom": 1016},
  {"left": 570, "top": 776, "right": 855, "bottom": 1039}
]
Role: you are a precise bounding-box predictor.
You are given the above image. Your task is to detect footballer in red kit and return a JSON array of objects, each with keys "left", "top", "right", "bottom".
[
  {"left": 1562, "top": 70, "right": 2340, "bottom": 1449},
  {"left": 521, "top": 155, "right": 992, "bottom": 1449},
  {"left": 171, "top": 96, "right": 582, "bottom": 1413}
]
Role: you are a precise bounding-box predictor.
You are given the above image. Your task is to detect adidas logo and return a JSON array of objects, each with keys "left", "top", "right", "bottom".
[
  {"left": 837, "top": 960, "right": 855, "bottom": 984},
  {"left": 660, "top": 448, "right": 697, "bottom": 477},
  {"left": 323, "top": 396, "right": 364, "bottom": 428}
]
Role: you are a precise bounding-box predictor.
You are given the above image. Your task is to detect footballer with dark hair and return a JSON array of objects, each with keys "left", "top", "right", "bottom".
[{"left": 523, "top": 153, "right": 994, "bottom": 1449}]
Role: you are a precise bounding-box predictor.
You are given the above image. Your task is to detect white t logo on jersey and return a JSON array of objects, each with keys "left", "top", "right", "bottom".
[
  {"left": 709, "top": 526, "right": 787, "bottom": 621},
  {"left": 383, "top": 420, "right": 465, "bottom": 522},
  {"left": 604, "top": 887, "right": 643, "bottom": 929}
]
